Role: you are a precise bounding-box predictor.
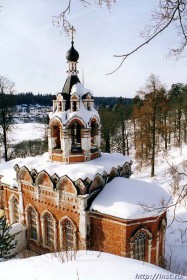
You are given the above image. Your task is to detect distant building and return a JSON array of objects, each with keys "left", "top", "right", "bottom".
[{"left": 0, "top": 34, "right": 169, "bottom": 266}]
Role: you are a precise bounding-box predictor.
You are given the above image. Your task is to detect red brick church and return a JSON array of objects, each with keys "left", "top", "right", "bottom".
[{"left": 0, "top": 34, "right": 169, "bottom": 266}]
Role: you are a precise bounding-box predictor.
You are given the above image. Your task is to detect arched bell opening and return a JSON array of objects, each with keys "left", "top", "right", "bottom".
[
  {"left": 90, "top": 119, "right": 99, "bottom": 152},
  {"left": 69, "top": 121, "right": 83, "bottom": 153},
  {"left": 52, "top": 125, "right": 61, "bottom": 150},
  {"left": 72, "top": 101, "right": 77, "bottom": 112}
]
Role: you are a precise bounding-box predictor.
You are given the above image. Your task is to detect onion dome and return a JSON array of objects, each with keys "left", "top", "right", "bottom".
[{"left": 66, "top": 41, "right": 79, "bottom": 62}]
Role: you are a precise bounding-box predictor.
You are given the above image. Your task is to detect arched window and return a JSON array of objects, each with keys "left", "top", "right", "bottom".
[
  {"left": 28, "top": 208, "right": 37, "bottom": 240},
  {"left": 91, "top": 123, "right": 98, "bottom": 145},
  {"left": 64, "top": 220, "right": 74, "bottom": 250},
  {"left": 134, "top": 232, "right": 146, "bottom": 261},
  {"left": 44, "top": 213, "right": 54, "bottom": 248},
  {"left": 59, "top": 218, "right": 76, "bottom": 250}
]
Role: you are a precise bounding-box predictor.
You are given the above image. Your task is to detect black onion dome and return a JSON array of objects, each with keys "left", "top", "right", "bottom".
[{"left": 66, "top": 42, "right": 79, "bottom": 62}]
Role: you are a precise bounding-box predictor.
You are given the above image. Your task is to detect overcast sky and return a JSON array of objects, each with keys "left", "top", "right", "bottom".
[{"left": 0, "top": 0, "right": 187, "bottom": 98}]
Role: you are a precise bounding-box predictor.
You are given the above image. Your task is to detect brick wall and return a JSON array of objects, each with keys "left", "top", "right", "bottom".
[
  {"left": 3, "top": 182, "right": 83, "bottom": 254},
  {"left": 89, "top": 211, "right": 166, "bottom": 265}
]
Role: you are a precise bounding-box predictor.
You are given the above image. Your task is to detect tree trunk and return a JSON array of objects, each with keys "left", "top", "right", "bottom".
[
  {"left": 151, "top": 98, "right": 156, "bottom": 177},
  {"left": 133, "top": 119, "right": 137, "bottom": 150},
  {"left": 122, "top": 121, "right": 125, "bottom": 155},
  {"left": 1, "top": 104, "right": 8, "bottom": 162},
  {"left": 164, "top": 114, "right": 167, "bottom": 150},
  {"left": 105, "top": 131, "right": 111, "bottom": 153},
  {"left": 3, "top": 126, "right": 8, "bottom": 162}
]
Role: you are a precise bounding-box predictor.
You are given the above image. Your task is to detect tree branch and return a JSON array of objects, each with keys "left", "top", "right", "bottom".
[{"left": 107, "top": 1, "right": 181, "bottom": 75}]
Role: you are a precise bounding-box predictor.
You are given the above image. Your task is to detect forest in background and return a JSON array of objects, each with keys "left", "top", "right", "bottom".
[
  {"left": 3, "top": 91, "right": 132, "bottom": 108},
  {"left": 1, "top": 74, "right": 187, "bottom": 178},
  {"left": 100, "top": 75, "right": 187, "bottom": 177}
]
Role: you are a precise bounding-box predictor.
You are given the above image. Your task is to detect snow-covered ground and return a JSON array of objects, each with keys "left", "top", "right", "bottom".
[
  {"left": 131, "top": 144, "right": 187, "bottom": 275},
  {"left": 8, "top": 123, "right": 46, "bottom": 145},
  {"left": 0, "top": 123, "right": 46, "bottom": 163},
  {"left": 0, "top": 123, "right": 187, "bottom": 276},
  {"left": 0, "top": 251, "right": 185, "bottom": 280}
]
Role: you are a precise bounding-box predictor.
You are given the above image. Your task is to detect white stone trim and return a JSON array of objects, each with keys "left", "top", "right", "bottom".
[
  {"left": 18, "top": 183, "right": 24, "bottom": 223},
  {"left": 130, "top": 242, "right": 134, "bottom": 258},
  {"left": 162, "top": 228, "right": 166, "bottom": 256},
  {"left": 8, "top": 194, "right": 19, "bottom": 224},
  {"left": 156, "top": 232, "right": 160, "bottom": 265},
  {"left": 89, "top": 212, "right": 162, "bottom": 226},
  {"left": 148, "top": 238, "right": 152, "bottom": 263}
]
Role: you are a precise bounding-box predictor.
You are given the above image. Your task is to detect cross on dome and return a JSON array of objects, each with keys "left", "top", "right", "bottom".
[
  {"left": 69, "top": 26, "right": 76, "bottom": 43},
  {"left": 66, "top": 26, "right": 79, "bottom": 64}
]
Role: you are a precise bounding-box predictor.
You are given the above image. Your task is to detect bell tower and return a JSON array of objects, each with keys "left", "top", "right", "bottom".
[{"left": 48, "top": 28, "right": 101, "bottom": 163}]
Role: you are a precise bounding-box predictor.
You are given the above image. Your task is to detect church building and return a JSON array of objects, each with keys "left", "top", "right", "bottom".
[{"left": 0, "top": 32, "right": 169, "bottom": 266}]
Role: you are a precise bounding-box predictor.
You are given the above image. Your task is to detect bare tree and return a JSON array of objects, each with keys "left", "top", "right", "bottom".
[
  {"left": 133, "top": 74, "right": 167, "bottom": 177},
  {"left": 110, "top": 0, "right": 187, "bottom": 74},
  {"left": 99, "top": 106, "right": 117, "bottom": 153},
  {"left": 53, "top": 0, "right": 116, "bottom": 35},
  {"left": 0, "top": 76, "right": 15, "bottom": 162},
  {"left": 54, "top": 0, "right": 187, "bottom": 73}
]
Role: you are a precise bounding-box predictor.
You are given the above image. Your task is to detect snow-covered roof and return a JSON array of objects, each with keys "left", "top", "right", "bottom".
[
  {"left": 49, "top": 100, "right": 99, "bottom": 127},
  {"left": 70, "top": 83, "right": 93, "bottom": 97},
  {"left": 0, "top": 153, "right": 131, "bottom": 188},
  {"left": 0, "top": 251, "right": 180, "bottom": 280},
  {"left": 91, "top": 177, "right": 171, "bottom": 219},
  {"left": 49, "top": 82, "right": 98, "bottom": 127},
  {"left": 9, "top": 223, "right": 27, "bottom": 235}
]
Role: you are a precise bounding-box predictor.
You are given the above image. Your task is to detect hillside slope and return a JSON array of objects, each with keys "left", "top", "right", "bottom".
[{"left": 131, "top": 144, "right": 187, "bottom": 275}]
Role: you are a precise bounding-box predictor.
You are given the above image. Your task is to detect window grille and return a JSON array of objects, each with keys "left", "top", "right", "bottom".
[
  {"left": 29, "top": 209, "right": 37, "bottom": 240},
  {"left": 134, "top": 232, "right": 146, "bottom": 261},
  {"left": 64, "top": 220, "right": 74, "bottom": 250},
  {"left": 45, "top": 213, "right": 54, "bottom": 248}
]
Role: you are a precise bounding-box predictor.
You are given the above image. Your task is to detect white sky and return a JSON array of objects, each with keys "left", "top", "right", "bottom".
[{"left": 0, "top": 0, "right": 187, "bottom": 98}]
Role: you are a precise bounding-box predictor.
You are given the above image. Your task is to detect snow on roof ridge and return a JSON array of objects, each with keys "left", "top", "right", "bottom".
[
  {"left": 70, "top": 82, "right": 93, "bottom": 97},
  {"left": 9, "top": 223, "right": 27, "bottom": 235},
  {"left": 49, "top": 100, "right": 99, "bottom": 125},
  {"left": 91, "top": 177, "right": 171, "bottom": 220},
  {"left": 0, "top": 153, "right": 132, "bottom": 189}
]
